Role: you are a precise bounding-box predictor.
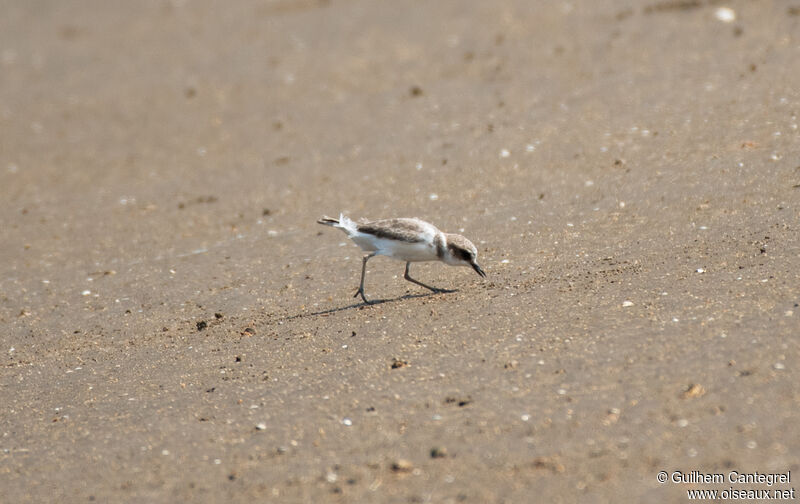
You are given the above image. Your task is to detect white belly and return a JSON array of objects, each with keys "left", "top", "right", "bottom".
[{"left": 350, "top": 234, "right": 438, "bottom": 262}]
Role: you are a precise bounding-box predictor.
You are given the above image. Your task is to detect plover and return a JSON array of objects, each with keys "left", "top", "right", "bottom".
[{"left": 317, "top": 214, "right": 486, "bottom": 304}]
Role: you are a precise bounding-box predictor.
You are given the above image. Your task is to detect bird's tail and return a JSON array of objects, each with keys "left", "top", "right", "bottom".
[
  {"left": 317, "top": 213, "right": 358, "bottom": 235},
  {"left": 317, "top": 215, "right": 340, "bottom": 227}
]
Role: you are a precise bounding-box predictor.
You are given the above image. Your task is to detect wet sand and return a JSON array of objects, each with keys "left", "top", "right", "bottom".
[{"left": 1, "top": 1, "right": 798, "bottom": 502}]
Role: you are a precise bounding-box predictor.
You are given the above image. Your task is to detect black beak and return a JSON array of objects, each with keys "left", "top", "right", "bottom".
[{"left": 472, "top": 262, "right": 486, "bottom": 277}]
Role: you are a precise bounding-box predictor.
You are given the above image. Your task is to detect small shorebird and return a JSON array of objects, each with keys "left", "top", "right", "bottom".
[{"left": 317, "top": 214, "right": 486, "bottom": 304}]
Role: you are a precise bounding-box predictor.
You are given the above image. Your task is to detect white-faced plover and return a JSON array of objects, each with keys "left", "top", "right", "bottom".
[{"left": 317, "top": 214, "right": 485, "bottom": 304}]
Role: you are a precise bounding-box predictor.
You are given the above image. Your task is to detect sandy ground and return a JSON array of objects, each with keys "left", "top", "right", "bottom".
[{"left": 1, "top": 0, "right": 799, "bottom": 502}]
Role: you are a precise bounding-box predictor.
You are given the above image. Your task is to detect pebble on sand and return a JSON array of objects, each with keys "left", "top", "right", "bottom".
[
  {"left": 430, "top": 447, "right": 448, "bottom": 459},
  {"left": 714, "top": 7, "right": 736, "bottom": 23},
  {"left": 391, "top": 358, "right": 409, "bottom": 369},
  {"left": 531, "top": 456, "right": 565, "bottom": 473},
  {"left": 391, "top": 459, "right": 414, "bottom": 473},
  {"left": 682, "top": 383, "right": 706, "bottom": 399}
]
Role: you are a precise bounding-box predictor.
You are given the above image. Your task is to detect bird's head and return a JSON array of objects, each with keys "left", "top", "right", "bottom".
[{"left": 443, "top": 234, "right": 486, "bottom": 277}]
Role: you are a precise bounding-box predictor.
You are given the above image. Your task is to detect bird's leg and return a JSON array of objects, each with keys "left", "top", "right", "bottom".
[
  {"left": 354, "top": 252, "right": 377, "bottom": 304},
  {"left": 403, "top": 262, "right": 455, "bottom": 294}
]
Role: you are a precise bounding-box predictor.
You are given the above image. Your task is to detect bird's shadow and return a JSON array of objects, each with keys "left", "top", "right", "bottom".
[{"left": 274, "top": 289, "right": 459, "bottom": 324}]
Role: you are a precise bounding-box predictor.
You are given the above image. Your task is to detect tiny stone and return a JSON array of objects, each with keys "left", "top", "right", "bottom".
[
  {"left": 391, "top": 459, "right": 414, "bottom": 473},
  {"left": 391, "top": 358, "right": 409, "bottom": 369},
  {"left": 682, "top": 383, "right": 706, "bottom": 399},
  {"left": 341, "top": 418, "right": 352, "bottom": 426},
  {"left": 604, "top": 410, "right": 620, "bottom": 425},
  {"left": 714, "top": 7, "right": 736, "bottom": 22},
  {"left": 622, "top": 300, "right": 634, "bottom": 307},
  {"left": 196, "top": 321, "right": 207, "bottom": 331},
  {"left": 430, "top": 447, "right": 448, "bottom": 459},
  {"left": 773, "top": 362, "right": 785, "bottom": 370},
  {"left": 531, "top": 456, "right": 565, "bottom": 473}
]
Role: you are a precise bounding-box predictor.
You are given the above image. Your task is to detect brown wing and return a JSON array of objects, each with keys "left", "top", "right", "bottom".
[{"left": 357, "top": 218, "right": 429, "bottom": 243}]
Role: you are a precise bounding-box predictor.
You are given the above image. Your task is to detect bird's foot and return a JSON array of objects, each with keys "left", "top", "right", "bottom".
[{"left": 353, "top": 288, "right": 374, "bottom": 304}]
